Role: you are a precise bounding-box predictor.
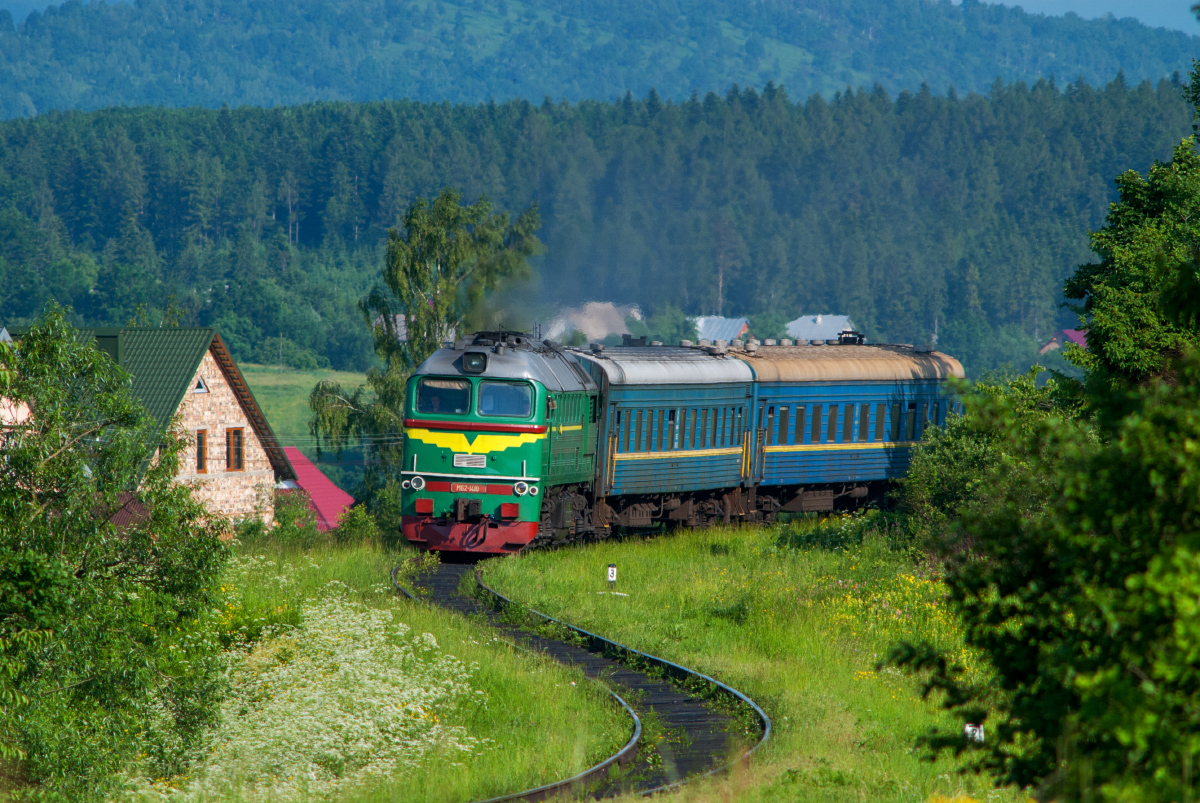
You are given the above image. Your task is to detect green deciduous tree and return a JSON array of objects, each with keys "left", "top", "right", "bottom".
[
  {"left": 893, "top": 352, "right": 1200, "bottom": 801},
  {"left": 0, "top": 307, "right": 229, "bottom": 798},
  {"left": 308, "top": 189, "right": 540, "bottom": 495},
  {"left": 1064, "top": 137, "right": 1200, "bottom": 397},
  {"left": 891, "top": 63, "right": 1200, "bottom": 801}
]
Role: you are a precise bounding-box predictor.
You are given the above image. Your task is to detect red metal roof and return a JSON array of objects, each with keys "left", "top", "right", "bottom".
[
  {"left": 283, "top": 447, "right": 354, "bottom": 532},
  {"left": 1062, "top": 329, "right": 1087, "bottom": 348}
]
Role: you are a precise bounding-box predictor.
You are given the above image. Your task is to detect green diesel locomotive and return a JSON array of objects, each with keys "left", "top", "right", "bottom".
[{"left": 400, "top": 331, "right": 599, "bottom": 553}]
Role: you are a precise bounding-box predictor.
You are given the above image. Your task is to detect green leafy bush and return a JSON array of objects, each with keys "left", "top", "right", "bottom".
[
  {"left": 0, "top": 308, "right": 230, "bottom": 799},
  {"left": 895, "top": 369, "right": 1069, "bottom": 553},
  {"left": 333, "top": 504, "right": 380, "bottom": 545},
  {"left": 776, "top": 510, "right": 912, "bottom": 553}
]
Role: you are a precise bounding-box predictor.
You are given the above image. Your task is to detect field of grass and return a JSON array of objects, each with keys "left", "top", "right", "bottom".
[
  {"left": 240, "top": 364, "right": 369, "bottom": 491},
  {"left": 482, "top": 519, "right": 1006, "bottom": 803},
  {"left": 127, "top": 542, "right": 628, "bottom": 802}
]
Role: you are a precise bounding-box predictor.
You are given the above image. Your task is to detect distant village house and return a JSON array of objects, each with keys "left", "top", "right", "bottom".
[{"left": 1038, "top": 329, "right": 1087, "bottom": 355}]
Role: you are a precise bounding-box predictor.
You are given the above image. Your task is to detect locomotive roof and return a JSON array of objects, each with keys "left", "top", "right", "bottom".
[
  {"left": 732, "top": 343, "right": 965, "bottom": 382},
  {"left": 569, "top": 346, "right": 755, "bottom": 385},
  {"left": 413, "top": 334, "right": 597, "bottom": 393}
]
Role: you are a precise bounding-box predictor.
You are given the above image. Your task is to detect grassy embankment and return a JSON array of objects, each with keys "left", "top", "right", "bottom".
[
  {"left": 483, "top": 517, "right": 1004, "bottom": 803},
  {"left": 129, "top": 541, "right": 628, "bottom": 802},
  {"left": 240, "top": 364, "right": 368, "bottom": 491}
]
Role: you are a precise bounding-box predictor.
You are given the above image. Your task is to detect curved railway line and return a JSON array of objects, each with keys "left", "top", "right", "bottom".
[{"left": 394, "top": 561, "right": 771, "bottom": 800}]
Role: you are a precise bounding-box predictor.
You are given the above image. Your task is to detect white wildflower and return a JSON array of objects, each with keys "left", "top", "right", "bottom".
[{"left": 129, "top": 596, "right": 484, "bottom": 801}]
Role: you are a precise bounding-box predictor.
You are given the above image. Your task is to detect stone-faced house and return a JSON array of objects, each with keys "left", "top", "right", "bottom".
[{"left": 79, "top": 327, "right": 295, "bottom": 523}]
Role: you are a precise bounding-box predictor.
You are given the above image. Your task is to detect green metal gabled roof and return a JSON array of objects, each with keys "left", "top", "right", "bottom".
[
  {"left": 81, "top": 327, "right": 215, "bottom": 432},
  {"left": 76, "top": 327, "right": 295, "bottom": 481}
]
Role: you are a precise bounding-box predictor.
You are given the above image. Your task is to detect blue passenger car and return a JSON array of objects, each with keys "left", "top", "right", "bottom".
[
  {"left": 730, "top": 343, "right": 963, "bottom": 511},
  {"left": 573, "top": 345, "right": 759, "bottom": 527}
]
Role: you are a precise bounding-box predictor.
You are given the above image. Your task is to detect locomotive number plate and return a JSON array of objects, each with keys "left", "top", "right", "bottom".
[{"left": 451, "top": 483, "right": 486, "bottom": 494}]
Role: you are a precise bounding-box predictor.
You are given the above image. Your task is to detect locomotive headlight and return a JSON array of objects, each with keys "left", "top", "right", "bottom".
[
  {"left": 529, "top": 485, "right": 539, "bottom": 496},
  {"left": 513, "top": 481, "right": 529, "bottom": 496},
  {"left": 402, "top": 480, "right": 411, "bottom": 490},
  {"left": 409, "top": 476, "right": 426, "bottom": 491}
]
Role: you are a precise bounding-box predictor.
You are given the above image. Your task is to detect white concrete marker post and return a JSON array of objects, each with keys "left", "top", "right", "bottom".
[{"left": 608, "top": 563, "right": 617, "bottom": 592}]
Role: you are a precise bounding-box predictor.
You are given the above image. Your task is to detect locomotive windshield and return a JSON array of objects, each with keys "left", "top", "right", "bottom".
[
  {"left": 416, "top": 377, "right": 471, "bottom": 414},
  {"left": 479, "top": 381, "right": 533, "bottom": 417}
]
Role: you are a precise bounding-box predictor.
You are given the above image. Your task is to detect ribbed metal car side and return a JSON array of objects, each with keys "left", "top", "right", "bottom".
[
  {"left": 572, "top": 348, "right": 756, "bottom": 496},
  {"left": 734, "top": 345, "right": 964, "bottom": 489}
]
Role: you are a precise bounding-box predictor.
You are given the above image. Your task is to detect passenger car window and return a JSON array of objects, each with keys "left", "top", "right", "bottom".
[
  {"left": 479, "top": 381, "right": 532, "bottom": 417},
  {"left": 417, "top": 377, "right": 471, "bottom": 414}
]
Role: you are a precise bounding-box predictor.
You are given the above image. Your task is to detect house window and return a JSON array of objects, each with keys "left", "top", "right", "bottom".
[
  {"left": 193, "top": 376, "right": 208, "bottom": 393},
  {"left": 226, "top": 428, "right": 244, "bottom": 471},
  {"left": 196, "top": 430, "right": 207, "bottom": 473}
]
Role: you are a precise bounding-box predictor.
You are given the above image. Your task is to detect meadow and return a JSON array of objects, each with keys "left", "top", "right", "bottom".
[
  {"left": 482, "top": 517, "right": 1009, "bottom": 803},
  {"left": 239, "top": 364, "right": 368, "bottom": 491},
  {"left": 125, "top": 541, "right": 628, "bottom": 802}
]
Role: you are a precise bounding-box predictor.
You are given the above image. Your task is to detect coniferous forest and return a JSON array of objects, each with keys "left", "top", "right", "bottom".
[
  {"left": 0, "top": 78, "right": 1192, "bottom": 375},
  {"left": 0, "top": 0, "right": 1197, "bottom": 119}
]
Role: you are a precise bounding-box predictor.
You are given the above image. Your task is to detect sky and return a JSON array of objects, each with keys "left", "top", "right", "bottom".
[{"left": 994, "top": 0, "right": 1200, "bottom": 32}]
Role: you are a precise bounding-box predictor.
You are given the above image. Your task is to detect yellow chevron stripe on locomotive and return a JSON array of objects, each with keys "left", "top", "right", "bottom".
[{"left": 404, "top": 428, "right": 546, "bottom": 454}]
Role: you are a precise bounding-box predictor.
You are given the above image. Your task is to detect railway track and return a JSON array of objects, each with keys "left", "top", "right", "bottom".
[{"left": 396, "top": 560, "right": 770, "bottom": 801}]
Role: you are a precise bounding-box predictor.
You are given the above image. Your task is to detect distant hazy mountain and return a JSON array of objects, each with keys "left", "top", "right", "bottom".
[{"left": 0, "top": 0, "right": 1196, "bottom": 118}]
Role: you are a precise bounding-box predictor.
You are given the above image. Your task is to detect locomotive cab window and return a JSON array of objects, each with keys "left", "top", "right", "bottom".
[
  {"left": 479, "top": 381, "right": 532, "bottom": 417},
  {"left": 417, "top": 377, "right": 471, "bottom": 415}
]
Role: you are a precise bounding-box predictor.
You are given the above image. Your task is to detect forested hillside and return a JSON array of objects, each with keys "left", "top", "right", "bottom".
[
  {"left": 0, "top": 78, "right": 1190, "bottom": 374},
  {"left": 0, "top": 0, "right": 1197, "bottom": 119}
]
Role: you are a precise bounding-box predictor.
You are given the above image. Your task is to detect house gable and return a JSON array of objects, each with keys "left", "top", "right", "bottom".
[
  {"left": 77, "top": 327, "right": 294, "bottom": 482},
  {"left": 177, "top": 350, "right": 278, "bottom": 522}
]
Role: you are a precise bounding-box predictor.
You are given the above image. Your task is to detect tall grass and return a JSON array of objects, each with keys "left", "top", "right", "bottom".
[
  {"left": 127, "top": 541, "right": 629, "bottom": 802},
  {"left": 482, "top": 519, "right": 1005, "bottom": 803}
]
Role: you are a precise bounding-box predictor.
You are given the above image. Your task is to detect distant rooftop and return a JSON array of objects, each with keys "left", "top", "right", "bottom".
[
  {"left": 786, "top": 314, "right": 855, "bottom": 342},
  {"left": 694, "top": 316, "right": 750, "bottom": 343}
]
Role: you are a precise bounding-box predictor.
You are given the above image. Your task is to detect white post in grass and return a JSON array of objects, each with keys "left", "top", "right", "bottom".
[{"left": 608, "top": 563, "right": 617, "bottom": 592}]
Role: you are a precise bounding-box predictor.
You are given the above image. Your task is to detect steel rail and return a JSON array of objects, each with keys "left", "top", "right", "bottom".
[
  {"left": 390, "top": 565, "right": 642, "bottom": 803},
  {"left": 474, "top": 569, "right": 772, "bottom": 796}
]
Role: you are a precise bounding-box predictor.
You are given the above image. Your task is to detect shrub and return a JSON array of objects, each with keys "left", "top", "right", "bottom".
[
  {"left": 333, "top": 504, "right": 379, "bottom": 545},
  {"left": 272, "top": 489, "right": 322, "bottom": 547},
  {"left": 777, "top": 510, "right": 913, "bottom": 553},
  {"left": 0, "top": 307, "right": 229, "bottom": 799}
]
